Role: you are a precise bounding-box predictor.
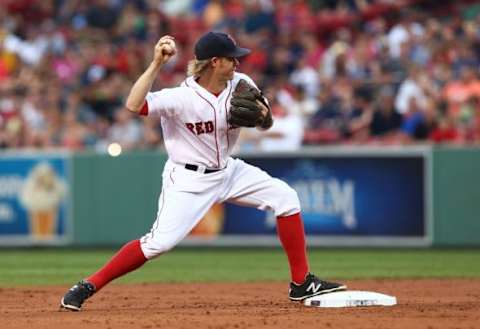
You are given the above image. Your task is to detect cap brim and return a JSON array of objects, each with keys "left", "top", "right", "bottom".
[{"left": 228, "top": 47, "right": 251, "bottom": 58}]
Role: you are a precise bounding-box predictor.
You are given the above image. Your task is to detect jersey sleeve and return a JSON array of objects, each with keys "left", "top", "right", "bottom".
[{"left": 144, "top": 88, "right": 181, "bottom": 117}]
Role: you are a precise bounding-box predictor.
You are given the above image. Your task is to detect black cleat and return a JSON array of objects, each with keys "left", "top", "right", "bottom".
[
  {"left": 289, "top": 273, "right": 346, "bottom": 301},
  {"left": 60, "top": 280, "right": 96, "bottom": 311}
]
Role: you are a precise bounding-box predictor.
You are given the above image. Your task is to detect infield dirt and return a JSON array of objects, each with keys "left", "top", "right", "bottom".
[{"left": 1, "top": 279, "right": 479, "bottom": 329}]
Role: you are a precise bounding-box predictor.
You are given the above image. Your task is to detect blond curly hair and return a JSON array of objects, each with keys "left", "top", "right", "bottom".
[{"left": 187, "top": 59, "right": 211, "bottom": 77}]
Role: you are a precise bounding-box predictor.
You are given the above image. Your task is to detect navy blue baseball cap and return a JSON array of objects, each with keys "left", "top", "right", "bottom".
[{"left": 194, "top": 32, "right": 251, "bottom": 60}]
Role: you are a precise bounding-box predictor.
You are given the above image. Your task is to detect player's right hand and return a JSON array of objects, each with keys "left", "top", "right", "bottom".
[{"left": 153, "top": 35, "right": 177, "bottom": 66}]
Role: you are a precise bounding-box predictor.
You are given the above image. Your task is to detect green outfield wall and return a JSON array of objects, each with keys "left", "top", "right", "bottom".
[
  {"left": 65, "top": 146, "right": 480, "bottom": 247},
  {"left": 432, "top": 147, "right": 480, "bottom": 246},
  {"left": 72, "top": 151, "right": 167, "bottom": 245}
]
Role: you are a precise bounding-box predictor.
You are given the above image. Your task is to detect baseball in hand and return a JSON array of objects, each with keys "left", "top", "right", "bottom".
[
  {"left": 154, "top": 36, "right": 176, "bottom": 64},
  {"left": 162, "top": 44, "right": 175, "bottom": 56},
  {"left": 161, "top": 39, "right": 176, "bottom": 56}
]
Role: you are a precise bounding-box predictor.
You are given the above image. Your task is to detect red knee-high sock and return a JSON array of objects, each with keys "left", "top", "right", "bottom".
[
  {"left": 86, "top": 239, "right": 147, "bottom": 291},
  {"left": 276, "top": 213, "right": 309, "bottom": 284}
]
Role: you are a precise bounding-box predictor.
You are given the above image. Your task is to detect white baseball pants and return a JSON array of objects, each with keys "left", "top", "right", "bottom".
[{"left": 140, "top": 157, "right": 300, "bottom": 259}]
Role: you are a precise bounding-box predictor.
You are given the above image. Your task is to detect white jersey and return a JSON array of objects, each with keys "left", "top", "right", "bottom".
[{"left": 144, "top": 72, "right": 257, "bottom": 169}]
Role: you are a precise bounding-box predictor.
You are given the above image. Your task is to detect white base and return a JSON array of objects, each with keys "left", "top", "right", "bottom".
[{"left": 303, "top": 291, "right": 397, "bottom": 308}]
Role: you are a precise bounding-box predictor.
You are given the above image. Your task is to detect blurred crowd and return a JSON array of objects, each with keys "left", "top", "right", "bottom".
[{"left": 1, "top": 0, "right": 480, "bottom": 153}]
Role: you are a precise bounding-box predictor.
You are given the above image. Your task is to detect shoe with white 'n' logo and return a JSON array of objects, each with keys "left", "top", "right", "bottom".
[{"left": 289, "top": 273, "right": 346, "bottom": 301}]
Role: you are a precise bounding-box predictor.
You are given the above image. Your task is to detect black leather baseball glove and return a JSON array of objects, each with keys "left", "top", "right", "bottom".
[{"left": 228, "top": 79, "right": 273, "bottom": 129}]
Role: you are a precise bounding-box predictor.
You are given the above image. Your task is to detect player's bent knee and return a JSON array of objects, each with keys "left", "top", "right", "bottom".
[
  {"left": 273, "top": 181, "right": 301, "bottom": 217},
  {"left": 140, "top": 238, "right": 176, "bottom": 259}
]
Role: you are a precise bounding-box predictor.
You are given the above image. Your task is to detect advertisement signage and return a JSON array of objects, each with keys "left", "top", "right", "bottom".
[
  {"left": 188, "top": 150, "right": 431, "bottom": 247},
  {"left": 223, "top": 157, "right": 425, "bottom": 237},
  {"left": 0, "top": 154, "right": 71, "bottom": 245}
]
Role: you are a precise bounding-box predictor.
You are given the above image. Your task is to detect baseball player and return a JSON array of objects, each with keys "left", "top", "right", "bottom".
[{"left": 60, "top": 32, "right": 346, "bottom": 311}]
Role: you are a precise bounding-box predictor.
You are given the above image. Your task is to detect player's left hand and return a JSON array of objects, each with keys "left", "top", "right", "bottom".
[{"left": 228, "top": 79, "right": 273, "bottom": 129}]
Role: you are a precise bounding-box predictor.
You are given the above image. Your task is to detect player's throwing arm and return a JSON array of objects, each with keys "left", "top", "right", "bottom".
[{"left": 126, "top": 36, "right": 177, "bottom": 113}]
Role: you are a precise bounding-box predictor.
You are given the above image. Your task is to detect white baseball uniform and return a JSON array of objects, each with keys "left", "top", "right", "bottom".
[{"left": 138, "top": 72, "right": 301, "bottom": 259}]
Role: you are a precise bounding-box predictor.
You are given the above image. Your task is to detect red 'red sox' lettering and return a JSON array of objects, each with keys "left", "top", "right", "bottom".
[{"left": 186, "top": 121, "right": 214, "bottom": 135}]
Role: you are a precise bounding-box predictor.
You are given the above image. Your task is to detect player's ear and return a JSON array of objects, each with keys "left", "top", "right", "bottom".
[{"left": 210, "top": 57, "right": 220, "bottom": 67}]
